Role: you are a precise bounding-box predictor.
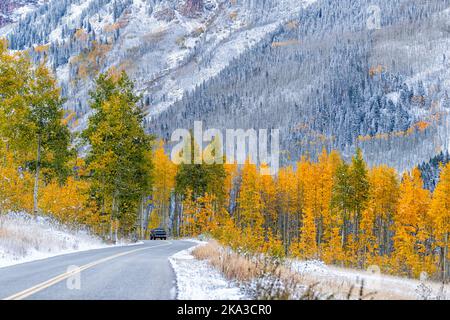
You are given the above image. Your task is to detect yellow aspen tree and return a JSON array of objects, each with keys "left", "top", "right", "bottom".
[
  {"left": 276, "top": 165, "right": 296, "bottom": 253},
  {"left": 0, "top": 149, "right": 34, "bottom": 213},
  {"left": 197, "top": 193, "right": 216, "bottom": 234},
  {"left": 40, "top": 177, "right": 90, "bottom": 225},
  {"left": 181, "top": 189, "right": 197, "bottom": 237},
  {"left": 224, "top": 161, "right": 238, "bottom": 209},
  {"left": 321, "top": 150, "right": 343, "bottom": 263},
  {"left": 394, "top": 168, "right": 431, "bottom": 278},
  {"left": 430, "top": 163, "right": 450, "bottom": 282},
  {"left": 152, "top": 140, "right": 177, "bottom": 230},
  {"left": 298, "top": 207, "right": 318, "bottom": 260},
  {"left": 290, "top": 157, "right": 310, "bottom": 256},
  {"left": 262, "top": 229, "right": 285, "bottom": 258},
  {"left": 324, "top": 226, "right": 346, "bottom": 265},
  {"left": 315, "top": 149, "right": 338, "bottom": 257},
  {"left": 217, "top": 213, "right": 241, "bottom": 250},
  {"left": 361, "top": 166, "right": 399, "bottom": 268},
  {"left": 260, "top": 164, "right": 277, "bottom": 237},
  {"left": 236, "top": 160, "right": 264, "bottom": 252},
  {"left": 148, "top": 210, "right": 161, "bottom": 230}
]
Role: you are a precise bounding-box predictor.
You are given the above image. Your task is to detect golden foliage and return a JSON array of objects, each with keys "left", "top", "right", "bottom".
[{"left": 369, "top": 65, "right": 383, "bottom": 77}]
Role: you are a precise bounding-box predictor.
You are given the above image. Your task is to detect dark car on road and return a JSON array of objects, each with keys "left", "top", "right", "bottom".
[{"left": 150, "top": 228, "right": 167, "bottom": 240}]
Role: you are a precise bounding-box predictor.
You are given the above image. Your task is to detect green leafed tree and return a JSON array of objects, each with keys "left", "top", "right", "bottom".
[
  {"left": 82, "top": 72, "right": 153, "bottom": 241},
  {"left": 0, "top": 40, "right": 71, "bottom": 216},
  {"left": 175, "top": 133, "right": 226, "bottom": 203}
]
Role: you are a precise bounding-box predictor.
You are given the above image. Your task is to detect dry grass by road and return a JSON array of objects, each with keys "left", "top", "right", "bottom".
[{"left": 192, "top": 241, "right": 449, "bottom": 300}]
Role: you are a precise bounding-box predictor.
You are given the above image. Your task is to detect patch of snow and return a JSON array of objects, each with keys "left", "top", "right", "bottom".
[
  {"left": 170, "top": 243, "right": 248, "bottom": 300},
  {"left": 386, "top": 92, "right": 400, "bottom": 105},
  {"left": 181, "top": 238, "right": 209, "bottom": 245},
  {"left": 0, "top": 212, "right": 119, "bottom": 269},
  {"left": 291, "top": 259, "right": 449, "bottom": 300}
]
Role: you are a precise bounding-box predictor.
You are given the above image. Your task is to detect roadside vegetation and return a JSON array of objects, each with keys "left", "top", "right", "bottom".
[
  {"left": 0, "top": 212, "right": 106, "bottom": 267},
  {"left": 191, "top": 241, "right": 376, "bottom": 300}
]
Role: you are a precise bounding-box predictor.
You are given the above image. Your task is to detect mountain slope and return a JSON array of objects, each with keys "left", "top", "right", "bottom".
[
  {"left": 0, "top": 0, "right": 42, "bottom": 29},
  {"left": 2, "top": 0, "right": 315, "bottom": 129},
  {"left": 151, "top": 0, "right": 450, "bottom": 171}
]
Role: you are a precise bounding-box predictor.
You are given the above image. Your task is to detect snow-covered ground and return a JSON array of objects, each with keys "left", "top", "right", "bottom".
[
  {"left": 170, "top": 242, "right": 248, "bottom": 300},
  {"left": 291, "top": 260, "right": 449, "bottom": 300},
  {"left": 172, "top": 241, "right": 449, "bottom": 300},
  {"left": 0, "top": 212, "right": 111, "bottom": 269}
]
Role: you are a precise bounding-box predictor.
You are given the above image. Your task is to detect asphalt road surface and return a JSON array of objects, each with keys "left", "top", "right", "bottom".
[{"left": 0, "top": 240, "right": 196, "bottom": 300}]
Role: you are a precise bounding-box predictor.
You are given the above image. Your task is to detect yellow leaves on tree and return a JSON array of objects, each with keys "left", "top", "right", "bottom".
[
  {"left": 151, "top": 140, "right": 177, "bottom": 230},
  {"left": 40, "top": 177, "right": 90, "bottom": 226},
  {"left": 393, "top": 168, "right": 432, "bottom": 278},
  {"left": 180, "top": 190, "right": 218, "bottom": 237},
  {"left": 0, "top": 150, "right": 34, "bottom": 213},
  {"left": 361, "top": 165, "right": 399, "bottom": 267},
  {"left": 236, "top": 161, "right": 265, "bottom": 252},
  {"left": 297, "top": 207, "right": 317, "bottom": 260},
  {"left": 429, "top": 163, "right": 450, "bottom": 281},
  {"left": 237, "top": 161, "right": 264, "bottom": 230}
]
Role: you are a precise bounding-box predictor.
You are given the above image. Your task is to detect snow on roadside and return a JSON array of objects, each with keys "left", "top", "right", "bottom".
[
  {"left": 170, "top": 242, "right": 248, "bottom": 300},
  {"left": 171, "top": 240, "right": 449, "bottom": 300},
  {"left": 0, "top": 212, "right": 113, "bottom": 269}
]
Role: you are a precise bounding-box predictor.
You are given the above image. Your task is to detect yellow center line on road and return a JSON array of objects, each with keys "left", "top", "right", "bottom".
[{"left": 3, "top": 241, "right": 173, "bottom": 300}]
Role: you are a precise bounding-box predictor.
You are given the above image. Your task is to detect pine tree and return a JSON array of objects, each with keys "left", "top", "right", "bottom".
[
  {"left": 316, "top": 149, "right": 339, "bottom": 257},
  {"left": 175, "top": 135, "right": 226, "bottom": 201},
  {"left": 349, "top": 148, "right": 369, "bottom": 264},
  {"left": 332, "top": 161, "right": 352, "bottom": 249}
]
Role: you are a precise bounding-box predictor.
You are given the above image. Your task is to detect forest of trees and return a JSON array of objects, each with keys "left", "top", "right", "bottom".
[
  {"left": 0, "top": 40, "right": 153, "bottom": 241},
  {"left": 1, "top": 40, "right": 450, "bottom": 283},
  {"left": 153, "top": 144, "right": 450, "bottom": 283},
  {"left": 6, "top": 0, "right": 450, "bottom": 176}
]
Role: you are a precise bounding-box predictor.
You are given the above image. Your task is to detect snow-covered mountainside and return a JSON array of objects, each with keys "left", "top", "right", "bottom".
[
  {"left": 2, "top": 0, "right": 450, "bottom": 172},
  {"left": 0, "top": 212, "right": 109, "bottom": 268},
  {"left": 0, "top": 0, "right": 44, "bottom": 29},
  {"left": 1, "top": 0, "right": 314, "bottom": 128}
]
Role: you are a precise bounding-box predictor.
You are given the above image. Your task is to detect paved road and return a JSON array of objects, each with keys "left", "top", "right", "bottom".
[{"left": 0, "top": 240, "right": 195, "bottom": 300}]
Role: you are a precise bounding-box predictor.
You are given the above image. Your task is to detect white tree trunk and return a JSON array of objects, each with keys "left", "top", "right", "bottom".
[{"left": 33, "top": 135, "right": 41, "bottom": 217}]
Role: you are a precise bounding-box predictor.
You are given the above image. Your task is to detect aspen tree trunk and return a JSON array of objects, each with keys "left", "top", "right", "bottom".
[
  {"left": 341, "top": 212, "right": 346, "bottom": 248},
  {"left": 173, "top": 194, "right": 179, "bottom": 237},
  {"left": 110, "top": 216, "right": 113, "bottom": 242},
  {"left": 140, "top": 197, "right": 144, "bottom": 239},
  {"left": 179, "top": 197, "right": 184, "bottom": 237},
  {"left": 284, "top": 212, "right": 288, "bottom": 252},
  {"left": 112, "top": 196, "right": 118, "bottom": 244},
  {"left": 444, "top": 232, "right": 448, "bottom": 283},
  {"left": 161, "top": 200, "right": 167, "bottom": 229},
  {"left": 33, "top": 135, "right": 41, "bottom": 217}
]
